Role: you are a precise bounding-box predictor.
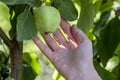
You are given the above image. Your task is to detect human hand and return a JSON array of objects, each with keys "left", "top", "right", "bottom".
[{"left": 33, "top": 19, "right": 101, "bottom": 80}]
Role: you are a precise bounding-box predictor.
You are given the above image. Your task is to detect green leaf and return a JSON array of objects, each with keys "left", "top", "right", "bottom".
[
  {"left": 0, "top": 1, "right": 10, "bottom": 20},
  {"left": 0, "top": 0, "right": 39, "bottom": 7},
  {"left": 114, "top": 43, "right": 120, "bottom": 59},
  {"left": 23, "top": 52, "right": 41, "bottom": 75},
  {"left": 105, "top": 56, "right": 119, "bottom": 71},
  {"left": 94, "top": 11, "right": 111, "bottom": 37},
  {"left": 0, "top": 38, "right": 2, "bottom": 44},
  {"left": 0, "top": 1, "right": 11, "bottom": 29},
  {"left": 77, "top": 1, "right": 95, "bottom": 33},
  {"left": 22, "top": 64, "right": 36, "bottom": 80},
  {"left": 0, "top": 50, "right": 7, "bottom": 64},
  {"left": 97, "top": 17, "right": 120, "bottom": 66},
  {"left": 99, "top": 0, "right": 114, "bottom": 13},
  {"left": 1, "top": 64, "right": 9, "bottom": 79},
  {"left": 9, "top": 5, "right": 26, "bottom": 39},
  {"left": 94, "top": 0, "right": 102, "bottom": 13},
  {"left": 53, "top": 0, "right": 78, "bottom": 21},
  {"left": 17, "top": 7, "right": 37, "bottom": 41},
  {"left": 5, "top": 76, "right": 14, "bottom": 80},
  {"left": 94, "top": 61, "right": 111, "bottom": 80},
  {"left": 110, "top": 63, "right": 120, "bottom": 80}
]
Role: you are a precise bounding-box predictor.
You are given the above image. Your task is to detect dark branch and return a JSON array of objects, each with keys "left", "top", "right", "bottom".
[{"left": 0, "top": 27, "right": 14, "bottom": 49}]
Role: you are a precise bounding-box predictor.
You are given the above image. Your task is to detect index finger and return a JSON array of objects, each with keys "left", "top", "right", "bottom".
[{"left": 32, "top": 36, "right": 54, "bottom": 61}]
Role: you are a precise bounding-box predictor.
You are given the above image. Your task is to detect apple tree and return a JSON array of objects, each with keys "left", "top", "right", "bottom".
[{"left": 0, "top": 0, "right": 120, "bottom": 80}]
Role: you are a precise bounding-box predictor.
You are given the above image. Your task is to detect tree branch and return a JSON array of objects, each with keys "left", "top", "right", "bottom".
[
  {"left": 0, "top": 27, "right": 23, "bottom": 80},
  {"left": 0, "top": 27, "right": 14, "bottom": 49}
]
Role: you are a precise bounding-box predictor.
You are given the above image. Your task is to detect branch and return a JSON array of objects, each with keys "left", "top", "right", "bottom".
[
  {"left": 0, "top": 27, "right": 23, "bottom": 80},
  {"left": 0, "top": 27, "right": 14, "bottom": 49}
]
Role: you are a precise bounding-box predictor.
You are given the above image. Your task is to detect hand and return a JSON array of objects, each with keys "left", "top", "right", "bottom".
[{"left": 33, "top": 19, "right": 102, "bottom": 80}]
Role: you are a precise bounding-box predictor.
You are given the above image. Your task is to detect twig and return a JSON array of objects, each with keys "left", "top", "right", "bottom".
[{"left": 0, "top": 27, "right": 14, "bottom": 49}]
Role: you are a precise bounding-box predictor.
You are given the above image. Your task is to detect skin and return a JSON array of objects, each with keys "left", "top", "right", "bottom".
[{"left": 32, "top": 18, "right": 102, "bottom": 80}]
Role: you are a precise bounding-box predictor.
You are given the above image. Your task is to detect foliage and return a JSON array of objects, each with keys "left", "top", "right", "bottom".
[
  {"left": 0, "top": 0, "right": 120, "bottom": 80},
  {"left": 17, "top": 7, "right": 37, "bottom": 41}
]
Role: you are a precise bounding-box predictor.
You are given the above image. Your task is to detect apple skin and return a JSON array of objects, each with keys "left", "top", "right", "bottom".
[{"left": 33, "top": 6, "right": 61, "bottom": 33}]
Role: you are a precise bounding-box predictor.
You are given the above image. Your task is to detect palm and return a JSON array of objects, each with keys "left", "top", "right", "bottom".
[
  {"left": 51, "top": 37, "right": 92, "bottom": 76},
  {"left": 33, "top": 18, "right": 93, "bottom": 78}
]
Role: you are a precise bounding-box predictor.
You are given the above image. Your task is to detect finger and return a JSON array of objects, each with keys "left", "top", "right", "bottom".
[
  {"left": 71, "top": 25, "right": 88, "bottom": 44},
  {"left": 32, "top": 36, "right": 53, "bottom": 61},
  {"left": 60, "top": 18, "right": 72, "bottom": 38},
  {"left": 42, "top": 34, "right": 59, "bottom": 51},
  {"left": 60, "top": 18, "right": 77, "bottom": 47},
  {"left": 53, "top": 29, "right": 69, "bottom": 48}
]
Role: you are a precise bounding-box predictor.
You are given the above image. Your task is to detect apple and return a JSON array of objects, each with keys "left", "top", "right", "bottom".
[{"left": 33, "top": 6, "right": 61, "bottom": 33}]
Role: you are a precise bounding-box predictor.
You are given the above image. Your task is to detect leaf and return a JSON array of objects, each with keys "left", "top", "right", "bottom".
[
  {"left": 94, "top": 11, "right": 111, "bottom": 37},
  {"left": 94, "top": 61, "right": 111, "bottom": 80},
  {"left": 77, "top": 1, "right": 95, "bottom": 33},
  {"left": 9, "top": 5, "right": 26, "bottom": 39},
  {"left": 114, "top": 43, "right": 120, "bottom": 57},
  {"left": 0, "top": 0, "right": 39, "bottom": 7},
  {"left": 1, "top": 64, "right": 9, "bottom": 79},
  {"left": 0, "top": 50, "right": 7, "bottom": 64},
  {"left": 53, "top": 0, "right": 78, "bottom": 21},
  {"left": 0, "top": 1, "right": 10, "bottom": 21},
  {"left": 0, "top": 1, "right": 11, "bottom": 30},
  {"left": 5, "top": 76, "right": 14, "bottom": 80},
  {"left": 17, "top": 7, "right": 37, "bottom": 41},
  {"left": 22, "top": 64, "right": 36, "bottom": 80},
  {"left": 23, "top": 52, "right": 41, "bottom": 75},
  {"left": 0, "top": 38, "right": 2, "bottom": 44},
  {"left": 105, "top": 56, "right": 119, "bottom": 71},
  {"left": 94, "top": 0, "right": 102, "bottom": 13},
  {"left": 99, "top": 0, "right": 114, "bottom": 13},
  {"left": 110, "top": 63, "right": 120, "bottom": 80},
  {"left": 97, "top": 17, "right": 120, "bottom": 66}
]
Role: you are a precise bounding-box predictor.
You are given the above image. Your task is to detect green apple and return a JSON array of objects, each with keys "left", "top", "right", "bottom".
[{"left": 33, "top": 6, "right": 61, "bottom": 33}]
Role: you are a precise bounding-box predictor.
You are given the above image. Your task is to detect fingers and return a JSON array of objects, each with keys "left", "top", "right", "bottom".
[
  {"left": 42, "top": 34, "right": 59, "bottom": 51},
  {"left": 32, "top": 36, "right": 53, "bottom": 61},
  {"left": 60, "top": 18, "right": 77, "bottom": 48},
  {"left": 71, "top": 25, "right": 88, "bottom": 44},
  {"left": 60, "top": 18, "right": 74, "bottom": 40},
  {"left": 53, "top": 29, "right": 69, "bottom": 48}
]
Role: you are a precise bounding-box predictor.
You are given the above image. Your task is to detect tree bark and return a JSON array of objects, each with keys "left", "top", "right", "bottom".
[
  {"left": 10, "top": 39, "right": 23, "bottom": 80},
  {"left": 0, "top": 28, "right": 23, "bottom": 80}
]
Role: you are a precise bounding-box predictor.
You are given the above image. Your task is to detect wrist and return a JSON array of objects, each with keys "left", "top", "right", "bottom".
[
  {"left": 66, "top": 72, "right": 83, "bottom": 80},
  {"left": 65, "top": 64, "right": 102, "bottom": 80}
]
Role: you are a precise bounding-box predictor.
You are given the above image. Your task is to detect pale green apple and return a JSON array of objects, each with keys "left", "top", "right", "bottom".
[{"left": 33, "top": 6, "right": 61, "bottom": 33}]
